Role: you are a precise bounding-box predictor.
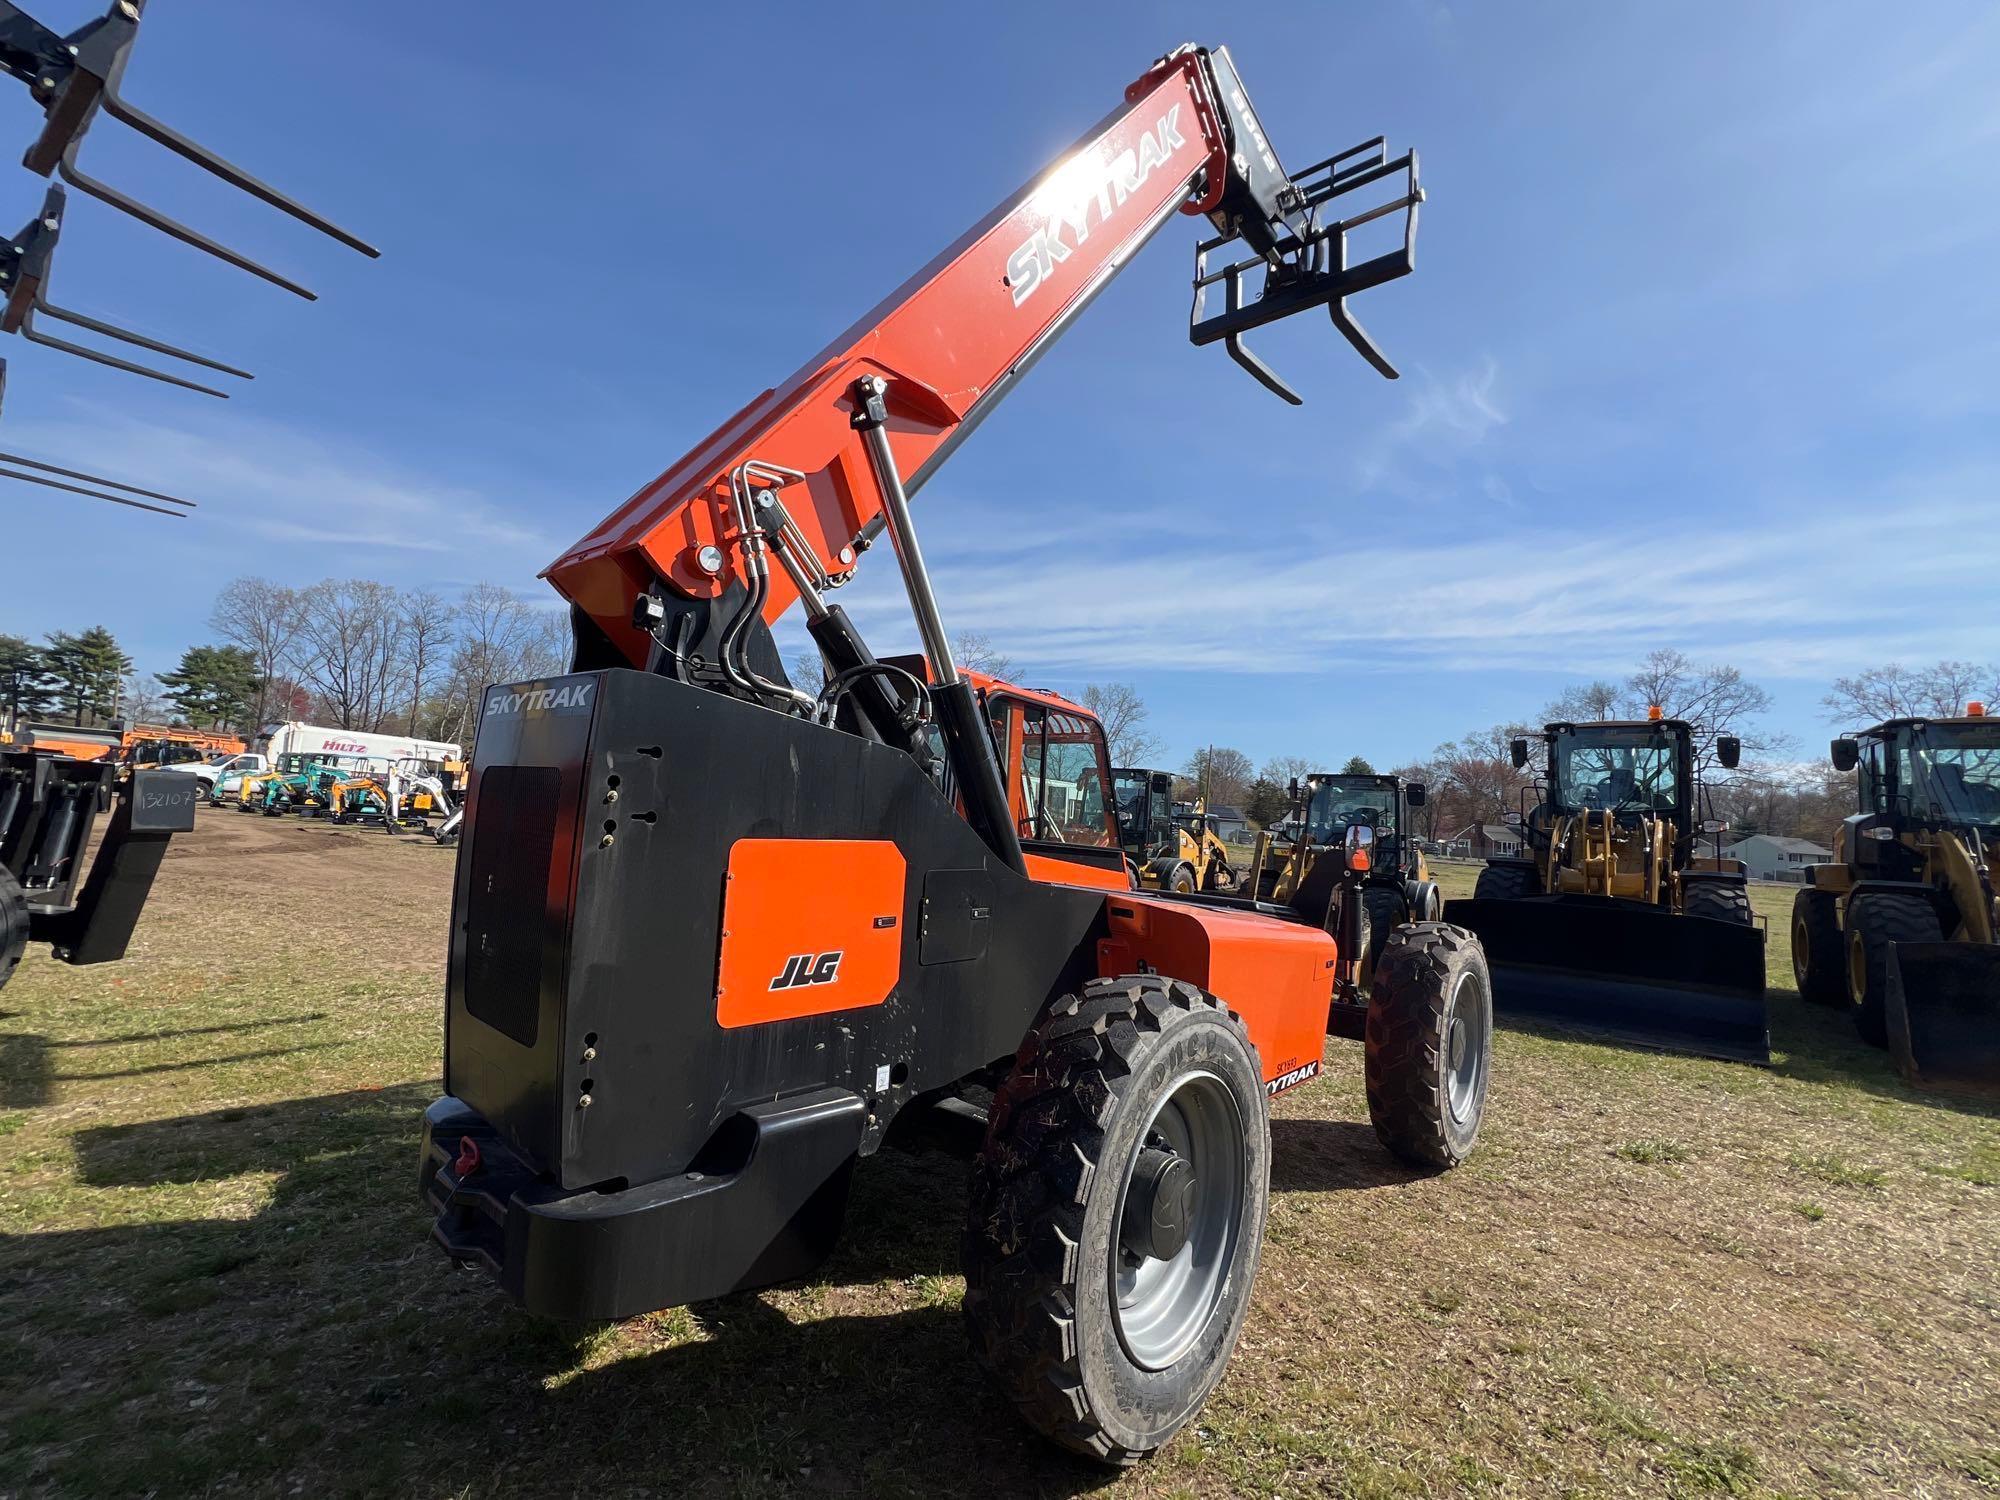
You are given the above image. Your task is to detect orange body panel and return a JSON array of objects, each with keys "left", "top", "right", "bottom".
[
  {"left": 715, "top": 839, "right": 906, "bottom": 1027},
  {"left": 1022, "top": 851, "right": 1132, "bottom": 891},
  {"left": 1099, "top": 895, "right": 1336, "bottom": 1092}
]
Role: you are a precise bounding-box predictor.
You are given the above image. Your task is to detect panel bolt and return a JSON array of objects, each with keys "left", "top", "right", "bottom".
[
  {"left": 578, "top": 1093, "right": 593, "bottom": 1109},
  {"left": 599, "top": 832, "right": 614, "bottom": 848},
  {"left": 582, "top": 1045, "right": 597, "bottom": 1062},
  {"left": 603, "top": 788, "right": 618, "bottom": 804}
]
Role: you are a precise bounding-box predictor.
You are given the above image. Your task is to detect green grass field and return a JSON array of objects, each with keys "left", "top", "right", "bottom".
[{"left": 2, "top": 821, "right": 1995, "bottom": 1497}]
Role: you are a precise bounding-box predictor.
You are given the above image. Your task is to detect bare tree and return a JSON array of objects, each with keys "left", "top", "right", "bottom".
[
  {"left": 401, "top": 589, "right": 457, "bottom": 735},
  {"left": 1823, "top": 660, "right": 1994, "bottom": 724},
  {"left": 430, "top": 585, "right": 571, "bottom": 746},
  {"left": 119, "top": 672, "right": 170, "bottom": 725},
  {"left": 789, "top": 647, "right": 828, "bottom": 694},
  {"left": 1627, "top": 648, "right": 1779, "bottom": 774},
  {"left": 292, "top": 580, "right": 409, "bottom": 731},
  {"left": 209, "top": 576, "right": 301, "bottom": 731},
  {"left": 1432, "top": 724, "right": 1536, "bottom": 832},
  {"left": 1183, "top": 745, "right": 1253, "bottom": 810},
  {"left": 1543, "top": 679, "right": 1625, "bottom": 722},
  {"left": 1081, "top": 683, "right": 1158, "bottom": 766},
  {"left": 1260, "top": 753, "right": 1313, "bottom": 788},
  {"left": 952, "top": 631, "right": 1014, "bottom": 679}
]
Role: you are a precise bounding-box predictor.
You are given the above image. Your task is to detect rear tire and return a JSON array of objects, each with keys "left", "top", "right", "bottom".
[
  {"left": 0, "top": 868, "right": 28, "bottom": 993},
  {"left": 1365, "top": 923, "right": 1492, "bottom": 1169},
  {"left": 1168, "top": 865, "right": 1196, "bottom": 895},
  {"left": 1846, "top": 892, "right": 1943, "bottom": 1048},
  {"left": 1474, "top": 862, "right": 1536, "bottom": 901},
  {"left": 1790, "top": 888, "right": 1845, "bottom": 1005},
  {"left": 1684, "top": 880, "right": 1753, "bottom": 926},
  {"left": 963, "top": 975, "right": 1269, "bottom": 1465}
]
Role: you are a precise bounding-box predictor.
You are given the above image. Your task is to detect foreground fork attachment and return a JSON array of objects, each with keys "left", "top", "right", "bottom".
[
  {"left": 1189, "top": 137, "right": 1422, "bottom": 403},
  {"left": 0, "top": 364, "right": 197, "bottom": 516},
  {"left": 0, "top": 0, "right": 378, "bottom": 299}
]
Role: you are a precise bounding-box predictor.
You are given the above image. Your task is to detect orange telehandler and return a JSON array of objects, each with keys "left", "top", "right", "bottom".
[{"left": 420, "top": 44, "right": 1489, "bottom": 1463}]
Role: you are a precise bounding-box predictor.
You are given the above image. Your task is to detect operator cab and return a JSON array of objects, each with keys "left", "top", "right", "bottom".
[{"left": 1831, "top": 710, "right": 2000, "bottom": 873}]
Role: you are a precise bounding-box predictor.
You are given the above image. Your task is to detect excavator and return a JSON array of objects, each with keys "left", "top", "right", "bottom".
[
  {"left": 1793, "top": 705, "right": 2000, "bottom": 1090},
  {"left": 1112, "top": 767, "right": 1238, "bottom": 892},
  {"left": 1444, "top": 711, "right": 1768, "bottom": 1063},
  {"left": 417, "top": 44, "right": 1493, "bottom": 1466}
]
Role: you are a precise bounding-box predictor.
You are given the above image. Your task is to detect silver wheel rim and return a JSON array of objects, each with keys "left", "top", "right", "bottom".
[
  {"left": 1111, "top": 1069, "right": 1246, "bottom": 1371},
  {"left": 1445, "top": 967, "right": 1489, "bottom": 1126}
]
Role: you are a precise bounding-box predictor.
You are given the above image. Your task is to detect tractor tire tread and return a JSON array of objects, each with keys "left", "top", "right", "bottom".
[
  {"left": 1848, "top": 891, "right": 1943, "bottom": 1048},
  {"left": 1473, "top": 863, "right": 1536, "bottom": 901},
  {"left": 1790, "top": 888, "right": 1845, "bottom": 1006},
  {"left": 1364, "top": 922, "right": 1489, "bottom": 1170},
  {"left": 0, "top": 867, "right": 28, "bottom": 992},
  {"left": 1685, "top": 880, "right": 1754, "bottom": 926},
  {"left": 963, "top": 974, "right": 1251, "bottom": 1465}
]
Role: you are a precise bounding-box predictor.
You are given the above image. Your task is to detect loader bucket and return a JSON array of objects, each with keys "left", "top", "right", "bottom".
[
  {"left": 1442, "top": 895, "right": 1770, "bottom": 1065},
  {"left": 1885, "top": 942, "right": 2000, "bottom": 1093}
]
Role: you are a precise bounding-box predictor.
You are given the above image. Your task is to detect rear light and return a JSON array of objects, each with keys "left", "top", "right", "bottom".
[
  {"left": 1647, "top": 704, "right": 1664, "bottom": 721},
  {"left": 1349, "top": 850, "right": 1371, "bottom": 871},
  {"left": 453, "top": 1136, "right": 482, "bottom": 1176}
]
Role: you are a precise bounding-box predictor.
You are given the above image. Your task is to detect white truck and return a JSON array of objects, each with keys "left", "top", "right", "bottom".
[{"left": 163, "top": 723, "right": 463, "bottom": 797}]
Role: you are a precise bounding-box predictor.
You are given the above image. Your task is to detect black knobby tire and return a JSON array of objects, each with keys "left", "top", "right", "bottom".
[
  {"left": 1362, "top": 884, "right": 1408, "bottom": 970},
  {"left": 1790, "top": 888, "right": 1845, "bottom": 1006},
  {"left": 0, "top": 867, "right": 28, "bottom": 993},
  {"left": 963, "top": 975, "right": 1270, "bottom": 1465},
  {"left": 1684, "top": 880, "right": 1753, "bottom": 926},
  {"left": 1365, "top": 923, "right": 1493, "bottom": 1170},
  {"left": 1846, "top": 892, "right": 1943, "bottom": 1048},
  {"left": 1168, "top": 865, "right": 1196, "bottom": 895},
  {"left": 1473, "top": 862, "right": 1536, "bottom": 901}
]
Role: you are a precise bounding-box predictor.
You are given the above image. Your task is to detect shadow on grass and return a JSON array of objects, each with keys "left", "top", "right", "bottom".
[
  {"left": 1269, "top": 1117, "right": 1424, "bottom": 1193},
  {"left": 1766, "top": 987, "right": 2000, "bottom": 1118},
  {"left": 1, "top": 1015, "right": 335, "bottom": 1110},
  {"left": 5, "top": 1084, "right": 1122, "bottom": 1497}
]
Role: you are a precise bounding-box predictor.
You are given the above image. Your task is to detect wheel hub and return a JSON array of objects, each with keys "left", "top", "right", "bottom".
[{"left": 1121, "top": 1147, "right": 1196, "bottom": 1262}]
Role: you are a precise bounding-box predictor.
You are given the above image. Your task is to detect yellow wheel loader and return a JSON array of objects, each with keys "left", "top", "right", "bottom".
[
  {"left": 1444, "top": 712, "right": 1769, "bottom": 1063},
  {"left": 1793, "top": 707, "right": 2000, "bottom": 1090},
  {"left": 1110, "top": 768, "right": 1238, "bottom": 893},
  {"left": 1242, "top": 772, "right": 1440, "bottom": 985}
]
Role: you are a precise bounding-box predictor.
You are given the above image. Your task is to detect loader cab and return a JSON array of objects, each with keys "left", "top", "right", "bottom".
[
  {"left": 1300, "top": 774, "right": 1425, "bottom": 882},
  {"left": 1112, "top": 767, "right": 1177, "bottom": 862},
  {"left": 1839, "top": 714, "right": 2000, "bottom": 838},
  {"left": 1539, "top": 720, "right": 1693, "bottom": 829}
]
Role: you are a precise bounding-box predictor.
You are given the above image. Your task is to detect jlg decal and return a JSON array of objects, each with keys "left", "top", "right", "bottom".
[
  {"left": 769, "top": 951, "right": 843, "bottom": 991},
  {"left": 1266, "top": 1060, "right": 1321, "bottom": 1096},
  {"left": 1004, "top": 106, "right": 1186, "bottom": 308}
]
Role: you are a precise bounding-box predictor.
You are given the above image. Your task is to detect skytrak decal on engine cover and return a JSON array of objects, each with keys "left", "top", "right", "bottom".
[{"left": 1266, "top": 1060, "right": 1321, "bottom": 1096}]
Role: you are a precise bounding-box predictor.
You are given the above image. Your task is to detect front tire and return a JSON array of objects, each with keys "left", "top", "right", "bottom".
[
  {"left": 1685, "top": 879, "right": 1753, "bottom": 926},
  {"left": 1790, "top": 888, "right": 1845, "bottom": 1005},
  {"left": 963, "top": 976, "right": 1269, "bottom": 1465},
  {"left": 1474, "top": 862, "right": 1536, "bottom": 901},
  {"left": 1365, "top": 923, "right": 1492, "bottom": 1170},
  {"left": 0, "top": 868, "right": 28, "bottom": 993},
  {"left": 1846, "top": 892, "right": 1942, "bottom": 1047},
  {"left": 1167, "top": 865, "right": 1196, "bottom": 895}
]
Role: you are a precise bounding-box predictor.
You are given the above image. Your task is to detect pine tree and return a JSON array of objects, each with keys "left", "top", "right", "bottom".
[
  {"left": 1340, "top": 755, "right": 1377, "bottom": 776},
  {"left": 159, "top": 644, "right": 263, "bottom": 730},
  {"left": 40, "top": 627, "right": 132, "bottom": 726},
  {"left": 0, "top": 633, "right": 53, "bottom": 727}
]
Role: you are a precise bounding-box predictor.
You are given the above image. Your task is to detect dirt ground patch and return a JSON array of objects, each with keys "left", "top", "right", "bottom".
[{"left": 2, "top": 814, "right": 1995, "bottom": 1497}]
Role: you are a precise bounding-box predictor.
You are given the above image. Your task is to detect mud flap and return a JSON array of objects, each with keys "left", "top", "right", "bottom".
[
  {"left": 1442, "top": 895, "right": 1770, "bottom": 1065},
  {"left": 1885, "top": 942, "right": 2000, "bottom": 1092}
]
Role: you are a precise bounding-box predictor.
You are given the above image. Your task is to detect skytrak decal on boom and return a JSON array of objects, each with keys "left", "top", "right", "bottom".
[{"left": 1004, "top": 106, "right": 1188, "bottom": 308}]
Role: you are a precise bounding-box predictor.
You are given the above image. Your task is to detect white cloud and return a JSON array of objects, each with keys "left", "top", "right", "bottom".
[
  {"left": 825, "top": 476, "right": 2000, "bottom": 683},
  {"left": 4, "top": 404, "right": 562, "bottom": 584}
]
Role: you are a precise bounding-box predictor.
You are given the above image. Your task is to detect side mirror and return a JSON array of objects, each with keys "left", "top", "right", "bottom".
[
  {"left": 1150, "top": 772, "right": 1172, "bottom": 794},
  {"left": 1700, "top": 818, "right": 1728, "bottom": 834},
  {"left": 1405, "top": 781, "right": 1426, "bottom": 808},
  {"left": 1716, "top": 735, "right": 1741, "bottom": 770},
  {"left": 1344, "top": 822, "right": 1374, "bottom": 858},
  {"left": 1831, "top": 738, "right": 1860, "bottom": 773},
  {"left": 1510, "top": 737, "right": 1530, "bottom": 770},
  {"left": 1286, "top": 776, "right": 1300, "bottom": 806}
]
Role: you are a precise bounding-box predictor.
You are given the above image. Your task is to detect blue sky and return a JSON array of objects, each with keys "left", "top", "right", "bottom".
[{"left": 2, "top": 1, "right": 1996, "bottom": 771}]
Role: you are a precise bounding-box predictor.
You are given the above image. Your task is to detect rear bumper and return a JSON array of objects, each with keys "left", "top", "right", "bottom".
[{"left": 420, "top": 1089, "right": 867, "bottom": 1321}]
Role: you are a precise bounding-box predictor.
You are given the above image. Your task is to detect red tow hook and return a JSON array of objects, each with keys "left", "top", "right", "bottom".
[{"left": 453, "top": 1135, "right": 482, "bottom": 1177}]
